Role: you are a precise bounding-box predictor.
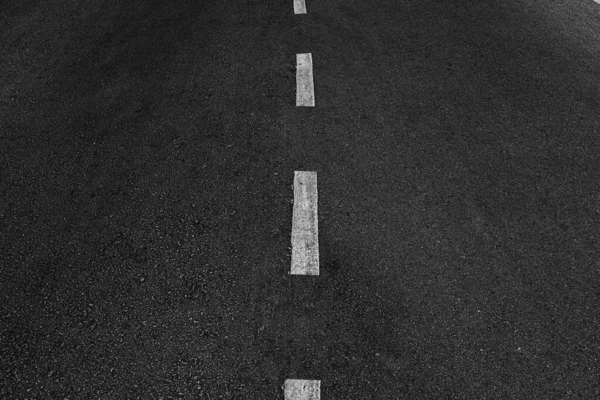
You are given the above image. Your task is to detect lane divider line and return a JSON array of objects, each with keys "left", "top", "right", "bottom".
[
  {"left": 294, "top": 0, "right": 307, "bottom": 14},
  {"left": 291, "top": 171, "right": 319, "bottom": 275},
  {"left": 284, "top": 379, "right": 321, "bottom": 399},
  {"left": 296, "top": 53, "right": 315, "bottom": 107}
]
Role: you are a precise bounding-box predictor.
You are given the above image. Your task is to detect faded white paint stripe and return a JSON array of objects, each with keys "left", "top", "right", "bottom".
[
  {"left": 296, "top": 53, "right": 315, "bottom": 107},
  {"left": 291, "top": 171, "right": 319, "bottom": 275},
  {"left": 294, "top": 0, "right": 307, "bottom": 14},
  {"left": 284, "top": 379, "right": 321, "bottom": 400}
]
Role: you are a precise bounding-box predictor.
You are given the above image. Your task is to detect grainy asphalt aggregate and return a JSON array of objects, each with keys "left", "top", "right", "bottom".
[{"left": 1, "top": 0, "right": 600, "bottom": 398}]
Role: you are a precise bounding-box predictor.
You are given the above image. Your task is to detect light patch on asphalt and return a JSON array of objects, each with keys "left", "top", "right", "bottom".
[
  {"left": 284, "top": 379, "right": 321, "bottom": 399},
  {"left": 291, "top": 171, "right": 319, "bottom": 275},
  {"left": 296, "top": 53, "right": 315, "bottom": 107},
  {"left": 294, "top": 0, "right": 307, "bottom": 14}
]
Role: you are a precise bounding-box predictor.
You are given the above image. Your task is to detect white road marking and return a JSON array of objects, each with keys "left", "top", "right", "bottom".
[
  {"left": 294, "top": 0, "right": 307, "bottom": 14},
  {"left": 284, "top": 379, "right": 321, "bottom": 400},
  {"left": 291, "top": 171, "right": 319, "bottom": 275},
  {"left": 296, "top": 53, "right": 315, "bottom": 107}
]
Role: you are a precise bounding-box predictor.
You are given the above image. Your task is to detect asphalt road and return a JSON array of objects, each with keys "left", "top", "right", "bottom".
[{"left": 1, "top": 0, "right": 600, "bottom": 398}]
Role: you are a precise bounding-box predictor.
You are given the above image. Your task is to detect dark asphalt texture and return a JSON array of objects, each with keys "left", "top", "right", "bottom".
[{"left": 1, "top": 0, "right": 600, "bottom": 398}]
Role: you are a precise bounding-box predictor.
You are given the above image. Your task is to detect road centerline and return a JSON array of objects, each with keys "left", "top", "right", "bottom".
[
  {"left": 296, "top": 53, "right": 315, "bottom": 107},
  {"left": 291, "top": 171, "right": 319, "bottom": 275}
]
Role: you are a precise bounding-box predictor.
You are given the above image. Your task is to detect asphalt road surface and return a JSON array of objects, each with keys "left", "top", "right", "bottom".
[{"left": 2, "top": 0, "right": 600, "bottom": 398}]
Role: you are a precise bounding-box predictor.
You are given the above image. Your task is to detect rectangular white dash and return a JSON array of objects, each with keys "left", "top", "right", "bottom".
[
  {"left": 284, "top": 379, "right": 321, "bottom": 400},
  {"left": 294, "top": 0, "right": 307, "bottom": 14},
  {"left": 291, "top": 171, "right": 319, "bottom": 275},
  {"left": 296, "top": 53, "right": 315, "bottom": 107}
]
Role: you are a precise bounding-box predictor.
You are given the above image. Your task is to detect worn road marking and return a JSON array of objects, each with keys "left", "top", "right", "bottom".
[
  {"left": 294, "top": 0, "right": 307, "bottom": 14},
  {"left": 296, "top": 53, "right": 315, "bottom": 107},
  {"left": 284, "top": 379, "right": 321, "bottom": 400},
  {"left": 291, "top": 171, "right": 319, "bottom": 275}
]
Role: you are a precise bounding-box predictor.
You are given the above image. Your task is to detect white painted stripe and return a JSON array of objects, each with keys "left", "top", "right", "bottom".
[
  {"left": 291, "top": 171, "right": 319, "bottom": 275},
  {"left": 284, "top": 379, "right": 321, "bottom": 400},
  {"left": 294, "top": 0, "right": 307, "bottom": 14},
  {"left": 296, "top": 53, "right": 315, "bottom": 107}
]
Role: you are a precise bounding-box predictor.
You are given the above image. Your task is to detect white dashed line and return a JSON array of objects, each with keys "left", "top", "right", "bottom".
[
  {"left": 294, "top": 0, "right": 307, "bottom": 14},
  {"left": 296, "top": 53, "right": 315, "bottom": 107},
  {"left": 284, "top": 379, "right": 321, "bottom": 400},
  {"left": 291, "top": 171, "right": 319, "bottom": 275}
]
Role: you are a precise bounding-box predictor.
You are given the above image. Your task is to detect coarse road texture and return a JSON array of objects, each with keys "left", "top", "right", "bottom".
[{"left": 1, "top": 0, "right": 600, "bottom": 398}]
